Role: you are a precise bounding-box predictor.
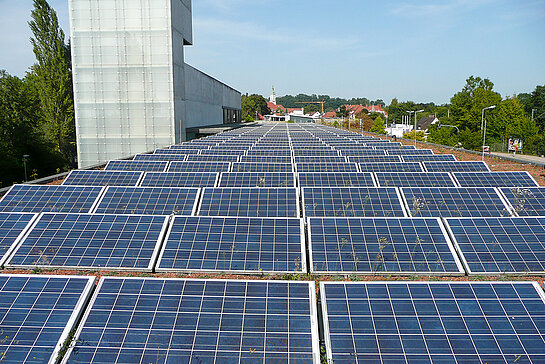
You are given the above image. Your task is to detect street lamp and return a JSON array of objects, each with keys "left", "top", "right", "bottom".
[
  {"left": 23, "top": 155, "right": 30, "bottom": 182},
  {"left": 438, "top": 124, "right": 460, "bottom": 133},
  {"left": 481, "top": 105, "right": 496, "bottom": 160},
  {"left": 414, "top": 109, "right": 425, "bottom": 146}
]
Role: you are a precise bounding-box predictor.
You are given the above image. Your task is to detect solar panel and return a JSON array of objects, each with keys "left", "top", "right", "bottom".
[
  {"left": 239, "top": 155, "right": 292, "bottom": 164},
  {"left": 0, "top": 185, "right": 104, "bottom": 214},
  {"left": 296, "top": 163, "right": 359, "bottom": 173},
  {"left": 401, "top": 187, "right": 511, "bottom": 217},
  {"left": 246, "top": 149, "right": 292, "bottom": 157},
  {"left": 186, "top": 154, "right": 239, "bottom": 162},
  {"left": 387, "top": 149, "right": 434, "bottom": 155},
  {"left": 170, "top": 144, "right": 209, "bottom": 150},
  {"left": 201, "top": 149, "right": 247, "bottom": 156},
  {"left": 358, "top": 162, "right": 424, "bottom": 173},
  {"left": 447, "top": 217, "right": 545, "bottom": 274},
  {"left": 7, "top": 213, "right": 168, "bottom": 271},
  {"left": 157, "top": 216, "right": 305, "bottom": 273},
  {"left": 347, "top": 155, "right": 402, "bottom": 163},
  {"left": 309, "top": 217, "right": 463, "bottom": 274},
  {"left": 338, "top": 149, "right": 387, "bottom": 156},
  {"left": 302, "top": 187, "right": 407, "bottom": 218},
  {"left": 198, "top": 188, "right": 299, "bottom": 217},
  {"left": 499, "top": 187, "right": 545, "bottom": 216},
  {"left": 140, "top": 172, "right": 218, "bottom": 188},
  {"left": 0, "top": 213, "right": 36, "bottom": 266},
  {"left": 294, "top": 156, "right": 347, "bottom": 164},
  {"left": 168, "top": 161, "right": 231, "bottom": 173},
  {"left": 293, "top": 149, "right": 339, "bottom": 157},
  {"left": 64, "top": 277, "right": 319, "bottom": 363},
  {"left": 93, "top": 187, "right": 200, "bottom": 215},
  {"left": 321, "top": 281, "right": 545, "bottom": 363},
  {"left": 133, "top": 153, "right": 187, "bottom": 162},
  {"left": 402, "top": 154, "right": 457, "bottom": 162},
  {"left": 62, "top": 170, "right": 143, "bottom": 187},
  {"left": 154, "top": 148, "right": 200, "bottom": 155},
  {"left": 453, "top": 171, "right": 540, "bottom": 188},
  {"left": 423, "top": 161, "right": 491, "bottom": 172},
  {"left": 375, "top": 172, "right": 457, "bottom": 187},
  {"left": 298, "top": 173, "right": 376, "bottom": 187},
  {"left": 0, "top": 274, "right": 95, "bottom": 363},
  {"left": 104, "top": 160, "right": 168, "bottom": 172},
  {"left": 218, "top": 172, "right": 296, "bottom": 187},
  {"left": 231, "top": 162, "right": 293, "bottom": 172}
]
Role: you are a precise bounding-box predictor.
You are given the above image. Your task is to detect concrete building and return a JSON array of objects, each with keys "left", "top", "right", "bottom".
[{"left": 69, "top": 0, "right": 241, "bottom": 168}]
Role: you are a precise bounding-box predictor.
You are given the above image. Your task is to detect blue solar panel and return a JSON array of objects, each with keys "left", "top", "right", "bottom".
[
  {"left": 198, "top": 188, "right": 299, "bottom": 217},
  {"left": 0, "top": 213, "right": 36, "bottom": 266},
  {"left": 296, "top": 163, "right": 359, "bottom": 173},
  {"left": 155, "top": 148, "right": 200, "bottom": 155},
  {"left": 299, "top": 173, "right": 376, "bottom": 187},
  {"left": 500, "top": 187, "right": 545, "bottom": 216},
  {"left": 231, "top": 162, "right": 293, "bottom": 172},
  {"left": 0, "top": 274, "right": 95, "bottom": 364},
  {"left": 202, "top": 149, "right": 247, "bottom": 155},
  {"left": 401, "top": 187, "right": 511, "bottom": 217},
  {"left": 0, "top": 185, "right": 104, "bottom": 213},
  {"left": 168, "top": 161, "right": 231, "bottom": 173},
  {"left": 157, "top": 216, "right": 305, "bottom": 273},
  {"left": 133, "top": 153, "right": 188, "bottom": 162},
  {"left": 309, "top": 217, "right": 463, "bottom": 274},
  {"left": 7, "top": 213, "right": 168, "bottom": 271},
  {"left": 219, "top": 172, "right": 296, "bottom": 187},
  {"left": 246, "top": 149, "right": 293, "bottom": 157},
  {"left": 347, "top": 155, "right": 402, "bottom": 163},
  {"left": 239, "top": 155, "right": 292, "bottom": 164},
  {"left": 453, "top": 172, "right": 540, "bottom": 188},
  {"left": 105, "top": 160, "right": 168, "bottom": 172},
  {"left": 186, "top": 154, "right": 240, "bottom": 162},
  {"left": 375, "top": 172, "right": 457, "bottom": 187},
  {"left": 170, "top": 144, "right": 209, "bottom": 150},
  {"left": 140, "top": 172, "right": 218, "bottom": 188},
  {"left": 64, "top": 277, "right": 319, "bottom": 363},
  {"left": 423, "top": 161, "right": 491, "bottom": 172},
  {"left": 294, "top": 156, "right": 347, "bottom": 164},
  {"left": 402, "top": 154, "right": 457, "bottom": 162},
  {"left": 387, "top": 149, "right": 435, "bottom": 156},
  {"left": 358, "top": 162, "right": 424, "bottom": 173},
  {"left": 93, "top": 187, "right": 200, "bottom": 215},
  {"left": 293, "top": 149, "right": 339, "bottom": 157},
  {"left": 321, "top": 281, "right": 545, "bottom": 363},
  {"left": 302, "top": 187, "right": 407, "bottom": 218},
  {"left": 338, "top": 150, "right": 387, "bottom": 156},
  {"left": 62, "top": 170, "right": 143, "bottom": 187}
]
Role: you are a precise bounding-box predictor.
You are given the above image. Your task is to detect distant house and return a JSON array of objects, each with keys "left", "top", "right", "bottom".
[
  {"left": 323, "top": 111, "right": 337, "bottom": 119},
  {"left": 417, "top": 116, "right": 439, "bottom": 132},
  {"left": 264, "top": 87, "right": 320, "bottom": 122}
]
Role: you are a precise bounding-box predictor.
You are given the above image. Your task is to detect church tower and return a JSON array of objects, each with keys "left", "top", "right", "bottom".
[{"left": 269, "top": 86, "right": 277, "bottom": 105}]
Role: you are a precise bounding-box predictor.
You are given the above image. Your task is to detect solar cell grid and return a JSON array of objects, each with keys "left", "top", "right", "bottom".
[
  {"left": 154, "top": 149, "right": 200, "bottom": 155},
  {"left": 453, "top": 171, "right": 540, "bottom": 188},
  {"left": 402, "top": 154, "right": 457, "bottom": 162},
  {"left": 309, "top": 217, "right": 463, "bottom": 274},
  {"left": 201, "top": 149, "right": 247, "bottom": 156},
  {"left": 321, "top": 281, "right": 545, "bottom": 364},
  {"left": 219, "top": 172, "right": 296, "bottom": 187},
  {"left": 375, "top": 172, "right": 457, "bottom": 187},
  {"left": 140, "top": 172, "right": 218, "bottom": 188},
  {"left": 7, "top": 213, "right": 169, "bottom": 271},
  {"left": 105, "top": 160, "right": 168, "bottom": 172},
  {"left": 302, "top": 187, "right": 407, "bottom": 218},
  {"left": 63, "top": 277, "right": 320, "bottom": 363},
  {"left": 0, "top": 213, "right": 37, "bottom": 266},
  {"left": 387, "top": 149, "right": 435, "bottom": 155},
  {"left": 62, "top": 170, "right": 143, "bottom": 187},
  {"left": 93, "top": 187, "right": 200, "bottom": 215},
  {"left": 238, "top": 155, "right": 292, "bottom": 164},
  {"left": 293, "top": 150, "right": 340, "bottom": 157},
  {"left": 246, "top": 149, "right": 292, "bottom": 157},
  {"left": 500, "top": 187, "right": 545, "bottom": 216},
  {"left": 0, "top": 274, "right": 95, "bottom": 364},
  {"left": 338, "top": 150, "right": 387, "bottom": 156},
  {"left": 133, "top": 153, "right": 187, "bottom": 162},
  {"left": 157, "top": 216, "right": 306, "bottom": 273},
  {"left": 198, "top": 187, "right": 299, "bottom": 217},
  {"left": 294, "top": 156, "right": 347, "bottom": 164},
  {"left": 0, "top": 185, "right": 104, "bottom": 214},
  {"left": 358, "top": 162, "right": 424, "bottom": 173},
  {"left": 423, "top": 161, "right": 491, "bottom": 172},
  {"left": 298, "top": 173, "right": 376, "bottom": 187},
  {"left": 296, "top": 163, "right": 359, "bottom": 173},
  {"left": 231, "top": 162, "right": 294, "bottom": 173},
  {"left": 186, "top": 154, "right": 240, "bottom": 162},
  {"left": 401, "top": 187, "right": 511, "bottom": 218},
  {"left": 168, "top": 161, "right": 231, "bottom": 173},
  {"left": 347, "top": 155, "right": 402, "bottom": 163},
  {"left": 170, "top": 144, "right": 210, "bottom": 150}
]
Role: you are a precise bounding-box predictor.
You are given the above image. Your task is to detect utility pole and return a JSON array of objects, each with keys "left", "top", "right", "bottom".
[
  {"left": 414, "top": 109, "right": 425, "bottom": 147},
  {"left": 23, "top": 155, "right": 29, "bottom": 182},
  {"left": 481, "top": 105, "right": 496, "bottom": 161}
]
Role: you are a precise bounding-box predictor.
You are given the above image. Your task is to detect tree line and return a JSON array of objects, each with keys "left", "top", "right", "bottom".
[{"left": 0, "top": 0, "right": 74, "bottom": 188}]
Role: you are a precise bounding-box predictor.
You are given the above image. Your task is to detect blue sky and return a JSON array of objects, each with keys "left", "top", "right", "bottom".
[{"left": 1, "top": 0, "right": 544, "bottom": 104}]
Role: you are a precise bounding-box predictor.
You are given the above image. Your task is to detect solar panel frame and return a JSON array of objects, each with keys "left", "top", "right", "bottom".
[
  {"left": 347, "top": 155, "right": 402, "bottom": 163},
  {"left": 387, "top": 149, "right": 435, "bottom": 156},
  {"left": 154, "top": 148, "right": 200, "bottom": 155},
  {"left": 423, "top": 161, "right": 491, "bottom": 172},
  {"left": 338, "top": 150, "right": 388, "bottom": 156},
  {"left": 402, "top": 154, "right": 458, "bottom": 162},
  {"left": 298, "top": 173, "right": 377, "bottom": 187},
  {"left": 7, "top": 213, "right": 170, "bottom": 271},
  {"left": 0, "top": 184, "right": 106, "bottom": 214},
  {"left": 62, "top": 170, "right": 144, "bottom": 187},
  {"left": 293, "top": 149, "right": 340, "bottom": 157},
  {"left": 231, "top": 162, "right": 294, "bottom": 173},
  {"left": 62, "top": 277, "right": 320, "bottom": 364},
  {"left": 293, "top": 156, "right": 348, "bottom": 164},
  {"left": 185, "top": 154, "right": 240, "bottom": 162},
  {"left": 238, "top": 155, "right": 293, "bottom": 164},
  {"left": 156, "top": 216, "right": 307, "bottom": 274},
  {"left": 92, "top": 186, "right": 201, "bottom": 216},
  {"left": 170, "top": 144, "right": 210, "bottom": 150},
  {"left": 0, "top": 213, "right": 38, "bottom": 267},
  {"left": 301, "top": 187, "right": 408, "bottom": 218},
  {"left": 168, "top": 161, "right": 231, "bottom": 172},
  {"left": 499, "top": 187, "right": 545, "bottom": 216},
  {"left": 320, "top": 281, "right": 545, "bottom": 363},
  {"left": 358, "top": 162, "right": 425, "bottom": 173},
  {"left": 201, "top": 149, "right": 247, "bottom": 156},
  {"left": 218, "top": 172, "right": 297, "bottom": 188},
  {"left": 133, "top": 153, "right": 188, "bottom": 162},
  {"left": 375, "top": 172, "right": 458, "bottom": 187},
  {"left": 139, "top": 172, "right": 219, "bottom": 188},
  {"left": 105, "top": 160, "right": 169, "bottom": 172},
  {"left": 308, "top": 217, "right": 464, "bottom": 275},
  {"left": 452, "top": 171, "right": 540, "bottom": 188},
  {"left": 0, "top": 274, "right": 96, "bottom": 364},
  {"left": 295, "top": 163, "right": 359, "bottom": 173}
]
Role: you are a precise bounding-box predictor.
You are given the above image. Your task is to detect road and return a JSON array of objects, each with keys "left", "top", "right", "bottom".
[{"left": 492, "top": 152, "right": 545, "bottom": 165}]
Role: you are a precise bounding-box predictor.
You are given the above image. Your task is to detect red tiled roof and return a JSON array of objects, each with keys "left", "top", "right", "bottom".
[{"left": 323, "top": 111, "right": 337, "bottom": 118}]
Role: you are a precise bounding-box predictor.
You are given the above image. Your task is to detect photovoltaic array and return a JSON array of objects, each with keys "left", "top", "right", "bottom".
[
  {"left": 0, "top": 213, "right": 36, "bottom": 266},
  {"left": 168, "top": 161, "right": 231, "bottom": 173},
  {"left": 62, "top": 170, "right": 143, "bottom": 187},
  {"left": 453, "top": 171, "right": 539, "bottom": 188},
  {"left": 105, "top": 160, "right": 168, "bottom": 172},
  {"left": 218, "top": 172, "right": 296, "bottom": 187},
  {"left": 139, "top": 172, "right": 218, "bottom": 188},
  {"left": 375, "top": 172, "right": 457, "bottom": 187}
]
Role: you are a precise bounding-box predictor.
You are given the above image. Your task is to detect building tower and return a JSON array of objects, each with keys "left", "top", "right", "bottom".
[{"left": 269, "top": 86, "right": 277, "bottom": 105}]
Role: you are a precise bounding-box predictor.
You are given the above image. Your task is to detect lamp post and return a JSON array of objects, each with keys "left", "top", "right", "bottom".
[
  {"left": 481, "top": 105, "right": 496, "bottom": 160},
  {"left": 23, "top": 155, "right": 30, "bottom": 182},
  {"left": 438, "top": 124, "right": 460, "bottom": 133},
  {"left": 414, "top": 109, "right": 425, "bottom": 147},
  {"left": 405, "top": 111, "right": 414, "bottom": 139}
]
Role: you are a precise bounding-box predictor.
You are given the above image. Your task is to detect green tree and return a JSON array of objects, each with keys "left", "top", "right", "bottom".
[
  {"left": 29, "top": 0, "right": 76, "bottom": 168},
  {"left": 337, "top": 105, "right": 349, "bottom": 118},
  {"left": 241, "top": 94, "right": 271, "bottom": 121},
  {"left": 370, "top": 116, "right": 386, "bottom": 134},
  {"left": 523, "top": 85, "right": 545, "bottom": 131},
  {"left": 303, "top": 104, "right": 319, "bottom": 115}
]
